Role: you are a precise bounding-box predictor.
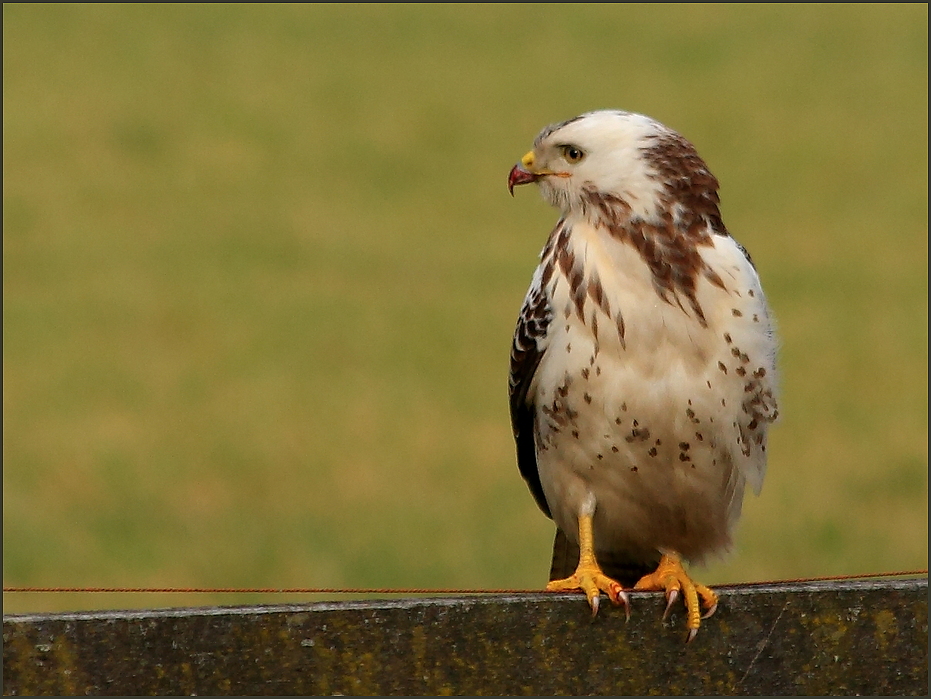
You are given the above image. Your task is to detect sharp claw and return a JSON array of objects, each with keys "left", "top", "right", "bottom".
[
  {"left": 686, "top": 627, "right": 698, "bottom": 643},
  {"left": 663, "top": 588, "right": 679, "bottom": 620},
  {"left": 621, "top": 591, "right": 631, "bottom": 622},
  {"left": 702, "top": 602, "right": 718, "bottom": 619},
  {"left": 590, "top": 593, "right": 600, "bottom": 617}
]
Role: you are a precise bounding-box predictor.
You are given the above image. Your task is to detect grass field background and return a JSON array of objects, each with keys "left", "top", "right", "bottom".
[{"left": 3, "top": 4, "right": 927, "bottom": 614}]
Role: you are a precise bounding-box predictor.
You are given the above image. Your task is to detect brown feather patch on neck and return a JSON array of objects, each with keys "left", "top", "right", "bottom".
[{"left": 579, "top": 131, "right": 731, "bottom": 326}]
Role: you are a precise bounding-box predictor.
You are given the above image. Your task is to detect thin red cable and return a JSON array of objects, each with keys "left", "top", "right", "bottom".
[{"left": 3, "top": 569, "right": 926, "bottom": 594}]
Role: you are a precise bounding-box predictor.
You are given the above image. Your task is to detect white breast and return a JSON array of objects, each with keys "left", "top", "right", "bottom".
[{"left": 530, "top": 220, "right": 778, "bottom": 563}]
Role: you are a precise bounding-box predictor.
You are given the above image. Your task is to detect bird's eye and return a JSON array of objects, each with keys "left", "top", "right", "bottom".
[{"left": 562, "top": 146, "right": 585, "bottom": 164}]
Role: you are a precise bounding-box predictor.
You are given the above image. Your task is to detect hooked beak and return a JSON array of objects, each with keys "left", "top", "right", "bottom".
[
  {"left": 507, "top": 163, "right": 540, "bottom": 195},
  {"left": 507, "top": 150, "right": 564, "bottom": 195}
]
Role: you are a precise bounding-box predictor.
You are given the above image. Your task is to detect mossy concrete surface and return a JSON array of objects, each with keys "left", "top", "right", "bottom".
[{"left": 3, "top": 578, "right": 927, "bottom": 695}]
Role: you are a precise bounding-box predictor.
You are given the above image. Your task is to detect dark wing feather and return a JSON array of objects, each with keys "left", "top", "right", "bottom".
[{"left": 508, "top": 270, "right": 553, "bottom": 518}]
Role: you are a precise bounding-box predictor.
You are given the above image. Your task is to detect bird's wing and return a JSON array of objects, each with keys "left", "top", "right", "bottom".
[{"left": 508, "top": 261, "right": 553, "bottom": 519}]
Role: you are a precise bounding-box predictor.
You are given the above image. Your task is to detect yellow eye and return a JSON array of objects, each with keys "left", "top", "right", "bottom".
[{"left": 562, "top": 145, "right": 585, "bottom": 164}]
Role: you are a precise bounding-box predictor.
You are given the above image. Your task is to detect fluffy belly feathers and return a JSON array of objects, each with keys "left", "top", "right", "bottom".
[{"left": 531, "top": 233, "right": 777, "bottom": 563}]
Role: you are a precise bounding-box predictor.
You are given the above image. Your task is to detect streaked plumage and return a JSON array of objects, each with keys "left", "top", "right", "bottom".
[{"left": 507, "top": 110, "right": 779, "bottom": 638}]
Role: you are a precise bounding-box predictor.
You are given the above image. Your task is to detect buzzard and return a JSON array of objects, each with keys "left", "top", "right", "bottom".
[{"left": 507, "top": 110, "right": 779, "bottom": 640}]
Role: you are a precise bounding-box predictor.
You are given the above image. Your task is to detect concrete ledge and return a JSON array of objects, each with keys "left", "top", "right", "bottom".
[{"left": 3, "top": 578, "right": 927, "bottom": 695}]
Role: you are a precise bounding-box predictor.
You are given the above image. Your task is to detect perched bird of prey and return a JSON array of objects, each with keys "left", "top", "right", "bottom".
[{"left": 507, "top": 110, "right": 779, "bottom": 640}]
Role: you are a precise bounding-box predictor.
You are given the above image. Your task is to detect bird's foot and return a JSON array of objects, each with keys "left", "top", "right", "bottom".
[
  {"left": 546, "top": 562, "right": 630, "bottom": 618},
  {"left": 633, "top": 554, "right": 717, "bottom": 642}
]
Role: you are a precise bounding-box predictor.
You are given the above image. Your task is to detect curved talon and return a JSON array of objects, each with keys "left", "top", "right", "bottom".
[
  {"left": 618, "top": 589, "right": 631, "bottom": 622},
  {"left": 634, "top": 554, "right": 717, "bottom": 641},
  {"left": 606, "top": 585, "right": 631, "bottom": 621},
  {"left": 663, "top": 588, "right": 679, "bottom": 620}
]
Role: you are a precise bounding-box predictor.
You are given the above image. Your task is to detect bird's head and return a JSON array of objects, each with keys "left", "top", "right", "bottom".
[{"left": 508, "top": 110, "right": 720, "bottom": 230}]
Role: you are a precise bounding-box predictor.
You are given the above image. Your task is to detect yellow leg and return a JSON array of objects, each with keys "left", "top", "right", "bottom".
[
  {"left": 546, "top": 512, "right": 629, "bottom": 616},
  {"left": 633, "top": 554, "right": 718, "bottom": 641}
]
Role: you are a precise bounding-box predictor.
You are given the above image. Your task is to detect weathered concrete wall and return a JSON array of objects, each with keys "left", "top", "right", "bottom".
[{"left": 3, "top": 578, "right": 927, "bottom": 695}]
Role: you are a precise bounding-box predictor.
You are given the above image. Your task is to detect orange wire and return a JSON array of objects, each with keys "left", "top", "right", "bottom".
[{"left": 2, "top": 569, "right": 926, "bottom": 594}]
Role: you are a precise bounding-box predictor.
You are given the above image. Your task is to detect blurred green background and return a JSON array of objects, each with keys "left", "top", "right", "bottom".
[{"left": 3, "top": 4, "right": 927, "bottom": 614}]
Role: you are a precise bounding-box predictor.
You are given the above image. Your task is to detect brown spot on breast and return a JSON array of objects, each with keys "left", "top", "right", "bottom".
[
  {"left": 589, "top": 275, "right": 606, "bottom": 310},
  {"left": 753, "top": 368, "right": 767, "bottom": 378},
  {"left": 586, "top": 272, "right": 614, "bottom": 327},
  {"left": 571, "top": 430, "right": 580, "bottom": 438},
  {"left": 704, "top": 267, "right": 727, "bottom": 290},
  {"left": 648, "top": 447, "right": 658, "bottom": 457},
  {"left": 615, "top": 310, "right": 627, "bottom": 348},
  {"left": 583, "top": 392, "right": 592, "bottom": 404},
  {"left": 724, "top": 333, "right": 733, "bottom": 344},
  {"left": 679, "top": 442, "right": 691, "bottom": 450},
  {"left": 718, "top": 361, "right": 728, "bottom": 374},
  {"left": 555, "top": 232, "right": 589, "bottom": 323},
  {"left": 581, "top": 368, "right": 590, "bottom": 380},
  {"left": 735, "top": 367, "right": 746, "bottom": 377}
]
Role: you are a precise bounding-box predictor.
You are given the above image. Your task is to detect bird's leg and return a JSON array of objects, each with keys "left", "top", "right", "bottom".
[
  {"left": 545, "top": 508, "right": 629, "bottom": 617},
  {"left": 633, "top": 554, "right": 718, "bottom": 642}
]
